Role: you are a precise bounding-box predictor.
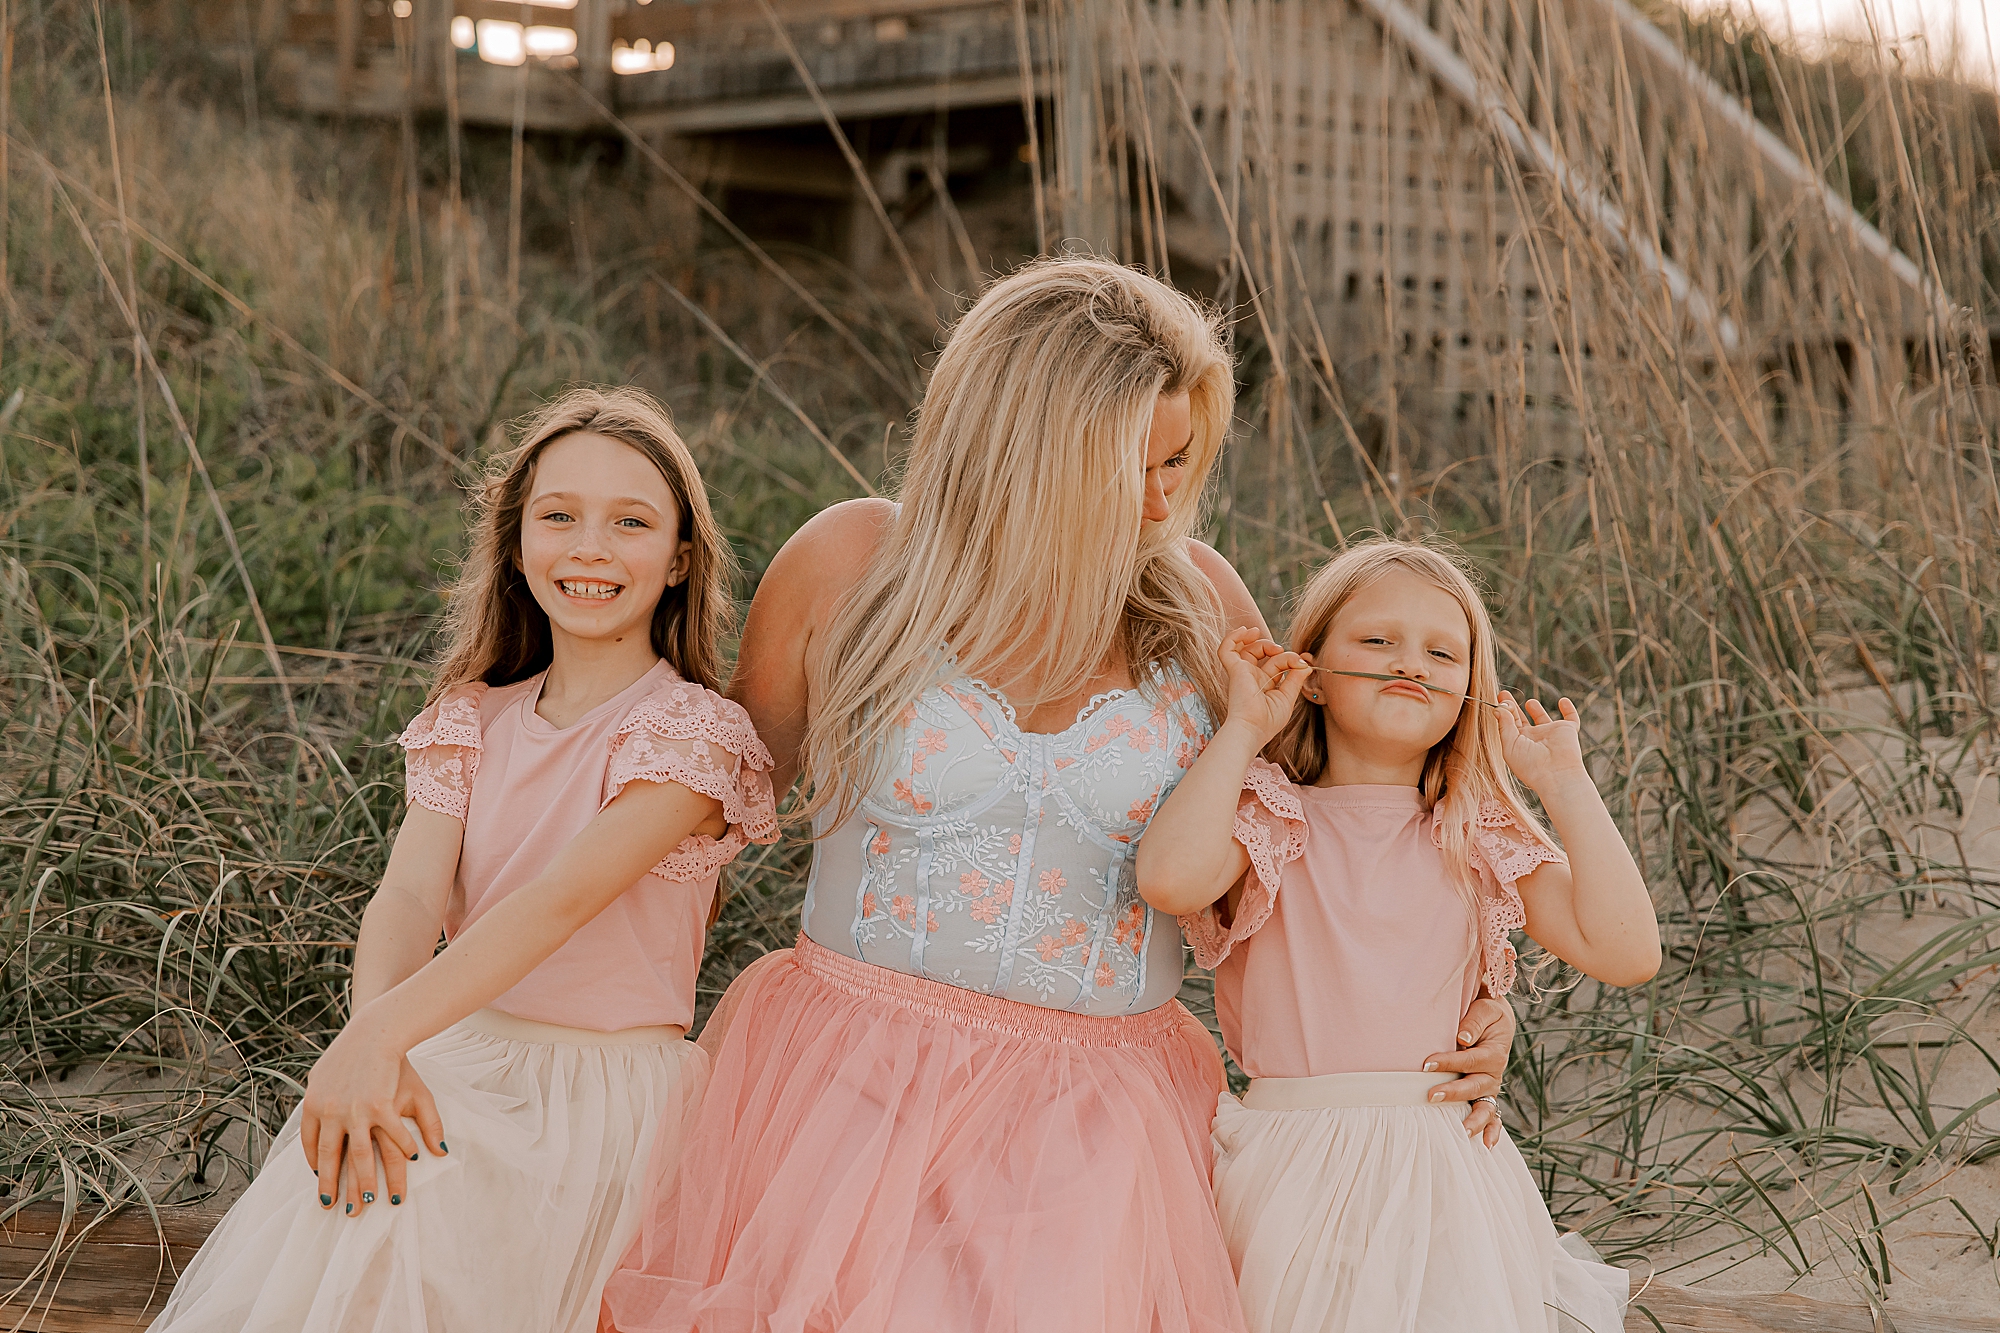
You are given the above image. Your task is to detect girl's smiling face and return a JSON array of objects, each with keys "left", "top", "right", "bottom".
[
  {"left": 519, "top": 431, "right": 688, "bottom": 652},
  {"left": 1310, "top": 568, "right": 1474, "bottom": 765}
]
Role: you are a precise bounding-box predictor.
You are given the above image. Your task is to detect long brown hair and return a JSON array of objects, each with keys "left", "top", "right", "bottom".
[
  {"left": 802, "top": 257, "right": 1235, "bottom": 827},
  {"left": 1267, "top": 539, "right": 1557, "bottom": 907},
  {"left": 428, "top": 386, "right": 734, "bottom": 700}
]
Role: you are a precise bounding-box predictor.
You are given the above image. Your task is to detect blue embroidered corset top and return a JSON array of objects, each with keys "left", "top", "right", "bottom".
[{"left": 800, "top": 664, "right": 1213, "bottom": 1015}]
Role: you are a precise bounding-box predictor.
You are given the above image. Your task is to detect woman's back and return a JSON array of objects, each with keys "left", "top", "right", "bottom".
[{"left": 803, "top": 666, "right": 1210, "bottom": 1015}]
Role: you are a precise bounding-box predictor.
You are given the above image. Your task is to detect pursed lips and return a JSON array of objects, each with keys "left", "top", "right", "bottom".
[{"left": 1379, "top": 679, "right": 1434, "bottom": 703}]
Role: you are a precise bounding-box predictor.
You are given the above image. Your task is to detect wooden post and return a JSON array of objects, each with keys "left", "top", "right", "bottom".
[
  {"left": 334, "top": 0, "right": 359, "bottom": 108},
  {"left": 575, "top": 0, "right": 610, "bottom": 105}
]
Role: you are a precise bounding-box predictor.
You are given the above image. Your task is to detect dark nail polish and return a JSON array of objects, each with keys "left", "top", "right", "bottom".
[
  {"left": 362, "top": 1192, "right": 375, "bottom": 1204},
  {"left": 320, "top": 1194, "right": 332, "bottom": 1207},
  {"left": 410, "top": 1153, "right": 419, "bottom": 1161},
  {"left": 390, "top": 1195, "right": 401, "bottom": 1206},
  {"left": 345, "top": 1203, "right": 354, "bottom": 1215},
  {"left": 439, "top": 1141, "right": 448, "bottom": 1153}
]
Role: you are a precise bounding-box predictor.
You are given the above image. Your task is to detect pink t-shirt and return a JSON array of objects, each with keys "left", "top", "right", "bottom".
[
  {"left": 1181, "top": 761, "right": 1562, "bottom": 1079},
  {"left": 398, "top": 659, "right": 777, "bottom": 1031}
]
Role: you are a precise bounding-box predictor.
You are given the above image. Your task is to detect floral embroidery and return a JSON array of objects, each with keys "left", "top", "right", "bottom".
[
  {"left": 399, "top": 685, "right": 488, "bottom": 819},
  {"left": 600, "top": 677, "right": 780, "bottom": 879},
  {"left": 842, "top": 664, "right": 1213, "bottom": 1012},
  {"left": 1180, "top": 758, "right": 1308, "bottom": 969}
]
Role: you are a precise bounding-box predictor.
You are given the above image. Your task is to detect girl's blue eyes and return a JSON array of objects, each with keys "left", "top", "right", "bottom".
[{"left": 535, "top": 513, "right": 649, "bottom": 529}]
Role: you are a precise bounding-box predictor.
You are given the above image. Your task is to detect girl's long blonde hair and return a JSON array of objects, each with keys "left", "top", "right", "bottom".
[
  {"left": 1267, "top": 539, "right": 1558, "bottom": 902},
  {"left": 428, "top": 386, "right": 734, "bottom": 700},
  {"left": 804, "top": 257, "right": 1235, "bottom": 825}
]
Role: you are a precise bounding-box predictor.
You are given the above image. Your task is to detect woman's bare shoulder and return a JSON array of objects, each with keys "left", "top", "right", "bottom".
[
  {"left": 1184, "top": 538, "right": 1268, "bottom": 636},
  {"left": 763, "top": 498, "right": 897, "bottom": 600}
]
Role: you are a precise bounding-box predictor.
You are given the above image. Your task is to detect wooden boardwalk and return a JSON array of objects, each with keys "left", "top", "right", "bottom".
[{"left": 4, "top": 1203, "right": 1997, "bottom": 1332}]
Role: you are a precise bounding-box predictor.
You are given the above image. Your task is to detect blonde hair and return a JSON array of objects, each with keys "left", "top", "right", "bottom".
[
  {"left": 428, "top": 386, "right": 735, "bottom": 699},
  {"left": 804, "top": 257, "right": 1235, "bottom": 825},
  {"left": 1267, "top": 539, "right": 1557, "bottom": 905}
]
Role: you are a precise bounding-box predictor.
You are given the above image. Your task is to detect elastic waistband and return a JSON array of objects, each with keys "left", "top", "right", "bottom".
[
  {"left": 1241, "top": 1071, "right": 1454, "bottom": 1110},
  {"left": 459, "top": 1008, "right": 689, "bottom": 1047},
  {"left": 792, "top": 935, "right": 1189, "bottom": 1048}
]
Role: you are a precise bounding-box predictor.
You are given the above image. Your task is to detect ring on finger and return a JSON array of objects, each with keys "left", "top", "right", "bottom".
[{"left": 1471, "top": 1095, "right": 1499, "bottom": 1108}]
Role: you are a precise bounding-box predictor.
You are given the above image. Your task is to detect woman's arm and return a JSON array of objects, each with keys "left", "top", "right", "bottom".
[
  {"left": 1187, "top": 539, "right": 1272, "bottom": 640},
  {"left": 301, "top": 775, "right": 725, "bottom": 1217},
  {"left": 730, "top": 498, "right": 897, "bottom": 792},
  {"left": 1500, "top": 694, "right": 1661, "bottom": 987}
]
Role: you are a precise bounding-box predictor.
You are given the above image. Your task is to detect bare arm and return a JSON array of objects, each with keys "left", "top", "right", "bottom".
[
  {"left": 1187, "top": 538, "right": 1271, "bottom": 640},
  {"left": 729, "top": 498, "right": 897, "bottom": 793},
  {"left": 350, "top": 805, "right": 462, "bottom": 1011},
  {"left": 1137, "top": 628, "right": 1308, "bottom": 914},
  {"left": 1501, "top": 694, "right": 1660, "bottom": 987},
  {"left": 301, "top": 775, "right": 725, "bottom": 1216}
]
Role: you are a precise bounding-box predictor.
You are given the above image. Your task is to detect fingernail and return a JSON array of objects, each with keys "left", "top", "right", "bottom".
[
  {"left": 1430, "top": 1092, "right": 1444, "bottom": 1102},
  {"left": 1423, "top": 1062, "right": 1438, "bottom": 1072},
  {"left": 1459, "top": 1033, "right": 1472, "bottom": 1044},
  {"left": 439, "top": 1141, "right": 448, "bottom": 1154},
  {"left": 320, "top": 1194, "right": 332, "bottom": 1207},
  {"left": 410, "top": 1153, "right": 419, "bottom": 1161},
  {"left": 345, "top": 1203, "right": 354, "bottom": 1215},
  {"left": 390, "top": 1195, "right": 401, "bottom": 1206},
  {"left": 362, "top": 1192, "right": 375, "bottom": 1204}
]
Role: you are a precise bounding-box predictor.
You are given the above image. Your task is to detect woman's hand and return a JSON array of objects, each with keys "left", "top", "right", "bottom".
[
  {"left": 1218, "top": 628, "right": 1311, "bottom": 751},
  {"left": 300, "top": 1027, "right": 443, "bottom": 1218},
  {"left": 1497, "top": 692, "right": 1587, "bottom": 796},
  {"left": 1422, "top": 993, "right": 1515, "bottom": 1148}
]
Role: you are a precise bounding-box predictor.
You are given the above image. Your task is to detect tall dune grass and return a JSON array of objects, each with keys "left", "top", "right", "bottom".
[{"left": 2, "top": 0, "right": 1998, "bottom": 1302}]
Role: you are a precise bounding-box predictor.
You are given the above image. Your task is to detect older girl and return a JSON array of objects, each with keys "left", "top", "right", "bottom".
[
  {"left": 601, "top": 262, "right": 1513, "bottom": 1332},
  {"left": 151, "top": 388, "right": 776, "bottom": 1333},
  {"left": 1138, "top": 540, "right": 1648, "bottom": 1332}
]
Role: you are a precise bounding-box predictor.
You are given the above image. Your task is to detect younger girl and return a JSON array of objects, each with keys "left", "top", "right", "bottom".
[
  {"left": 151, "top": 387, "right": 776, "bottom": 1333},
  {"left": 1135, "top": 539, "right": 1652, "bottom": 1333}
]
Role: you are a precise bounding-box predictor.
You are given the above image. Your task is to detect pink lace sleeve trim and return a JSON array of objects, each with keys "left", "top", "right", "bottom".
[
  {"left": 397, "top": 686, "right": 488, "bottom": 820},
  {"left": 1180, "top": 759, "right": 1309, "bottom": 970},
  {"left": 603, "top": 680, "right": 780, "bottom": 879},
  {"left": 1462, "top": 800, "right": 1565, "bottom": 996}
]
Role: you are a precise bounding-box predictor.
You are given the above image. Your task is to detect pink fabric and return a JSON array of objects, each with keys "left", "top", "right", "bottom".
[
  {"left": 599, "top": 936, "right": 1245, "bottom": 1333},
  {"left": 1182, "top": 775, "right": 1562, "bottom": 1079},
  {"left": 397, "top": 660, "right": 777, "bottom": 1032}
]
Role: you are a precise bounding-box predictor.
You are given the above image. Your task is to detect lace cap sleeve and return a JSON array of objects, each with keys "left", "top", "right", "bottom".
[
  {"left": 1180, "top": 759, "right": 1309, "bottom": 969},
  {"left": 604, "top": 678, "right": 780, "bottom": 882},
  {"left": 398, "top": 685, "right": 488, "bottom": 820},
  {"left": 1456, "top": 800, "right": 1566, "bottom": 996}
]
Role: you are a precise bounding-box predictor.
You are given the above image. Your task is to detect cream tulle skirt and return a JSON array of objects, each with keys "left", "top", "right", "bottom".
[
  {"left": 149, "top": 1009, "right": 709, "bottom": 1333},
  {"left": 600, "top": 936, "right": 1245, "bottom": 1333},
  {"left": 1212, "top": 1077, "right": 1629, "bottom": 1333}
]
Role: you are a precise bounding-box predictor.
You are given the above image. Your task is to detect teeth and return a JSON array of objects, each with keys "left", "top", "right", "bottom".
[{"left": 558, "top": 580, "right": 621, "bottom": 600}]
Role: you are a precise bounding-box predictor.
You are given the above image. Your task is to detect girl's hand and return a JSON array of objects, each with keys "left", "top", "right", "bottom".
[
  {"left": 1497, "top": 692, "right": 1588, "bottom": 795},
  {"left": 1218, "top": 627, "right": 1311, "bottom": 749},
  {"left": 300, "top": 1028, "right": 441, "bottom": 1218}
]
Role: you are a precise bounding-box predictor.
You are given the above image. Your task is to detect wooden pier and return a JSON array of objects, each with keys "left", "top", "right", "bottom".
[{"left": 4, "top": 1201, "right": 1999, "bottom": 1332}]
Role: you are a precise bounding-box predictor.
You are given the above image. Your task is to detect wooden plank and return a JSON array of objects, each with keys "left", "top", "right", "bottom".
[
  {"left": 617, "top": 71, "right": 1041, "bottom": 135},
  {"left": 1, "top": 1204, "right": 221, "bottom": 1333},
  {"left": 1627, "top": 1281, "right": 2000, "bottom": 1333}
]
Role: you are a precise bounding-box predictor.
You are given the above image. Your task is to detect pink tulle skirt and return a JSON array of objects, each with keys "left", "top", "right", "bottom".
[{"left": 600, "top": 935, "right": 1244, "bottom": 1333}]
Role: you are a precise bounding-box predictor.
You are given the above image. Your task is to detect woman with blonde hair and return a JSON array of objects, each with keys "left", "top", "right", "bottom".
[{"left": 601, "top": 260, "right": 1513, "bottom": 1332}]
